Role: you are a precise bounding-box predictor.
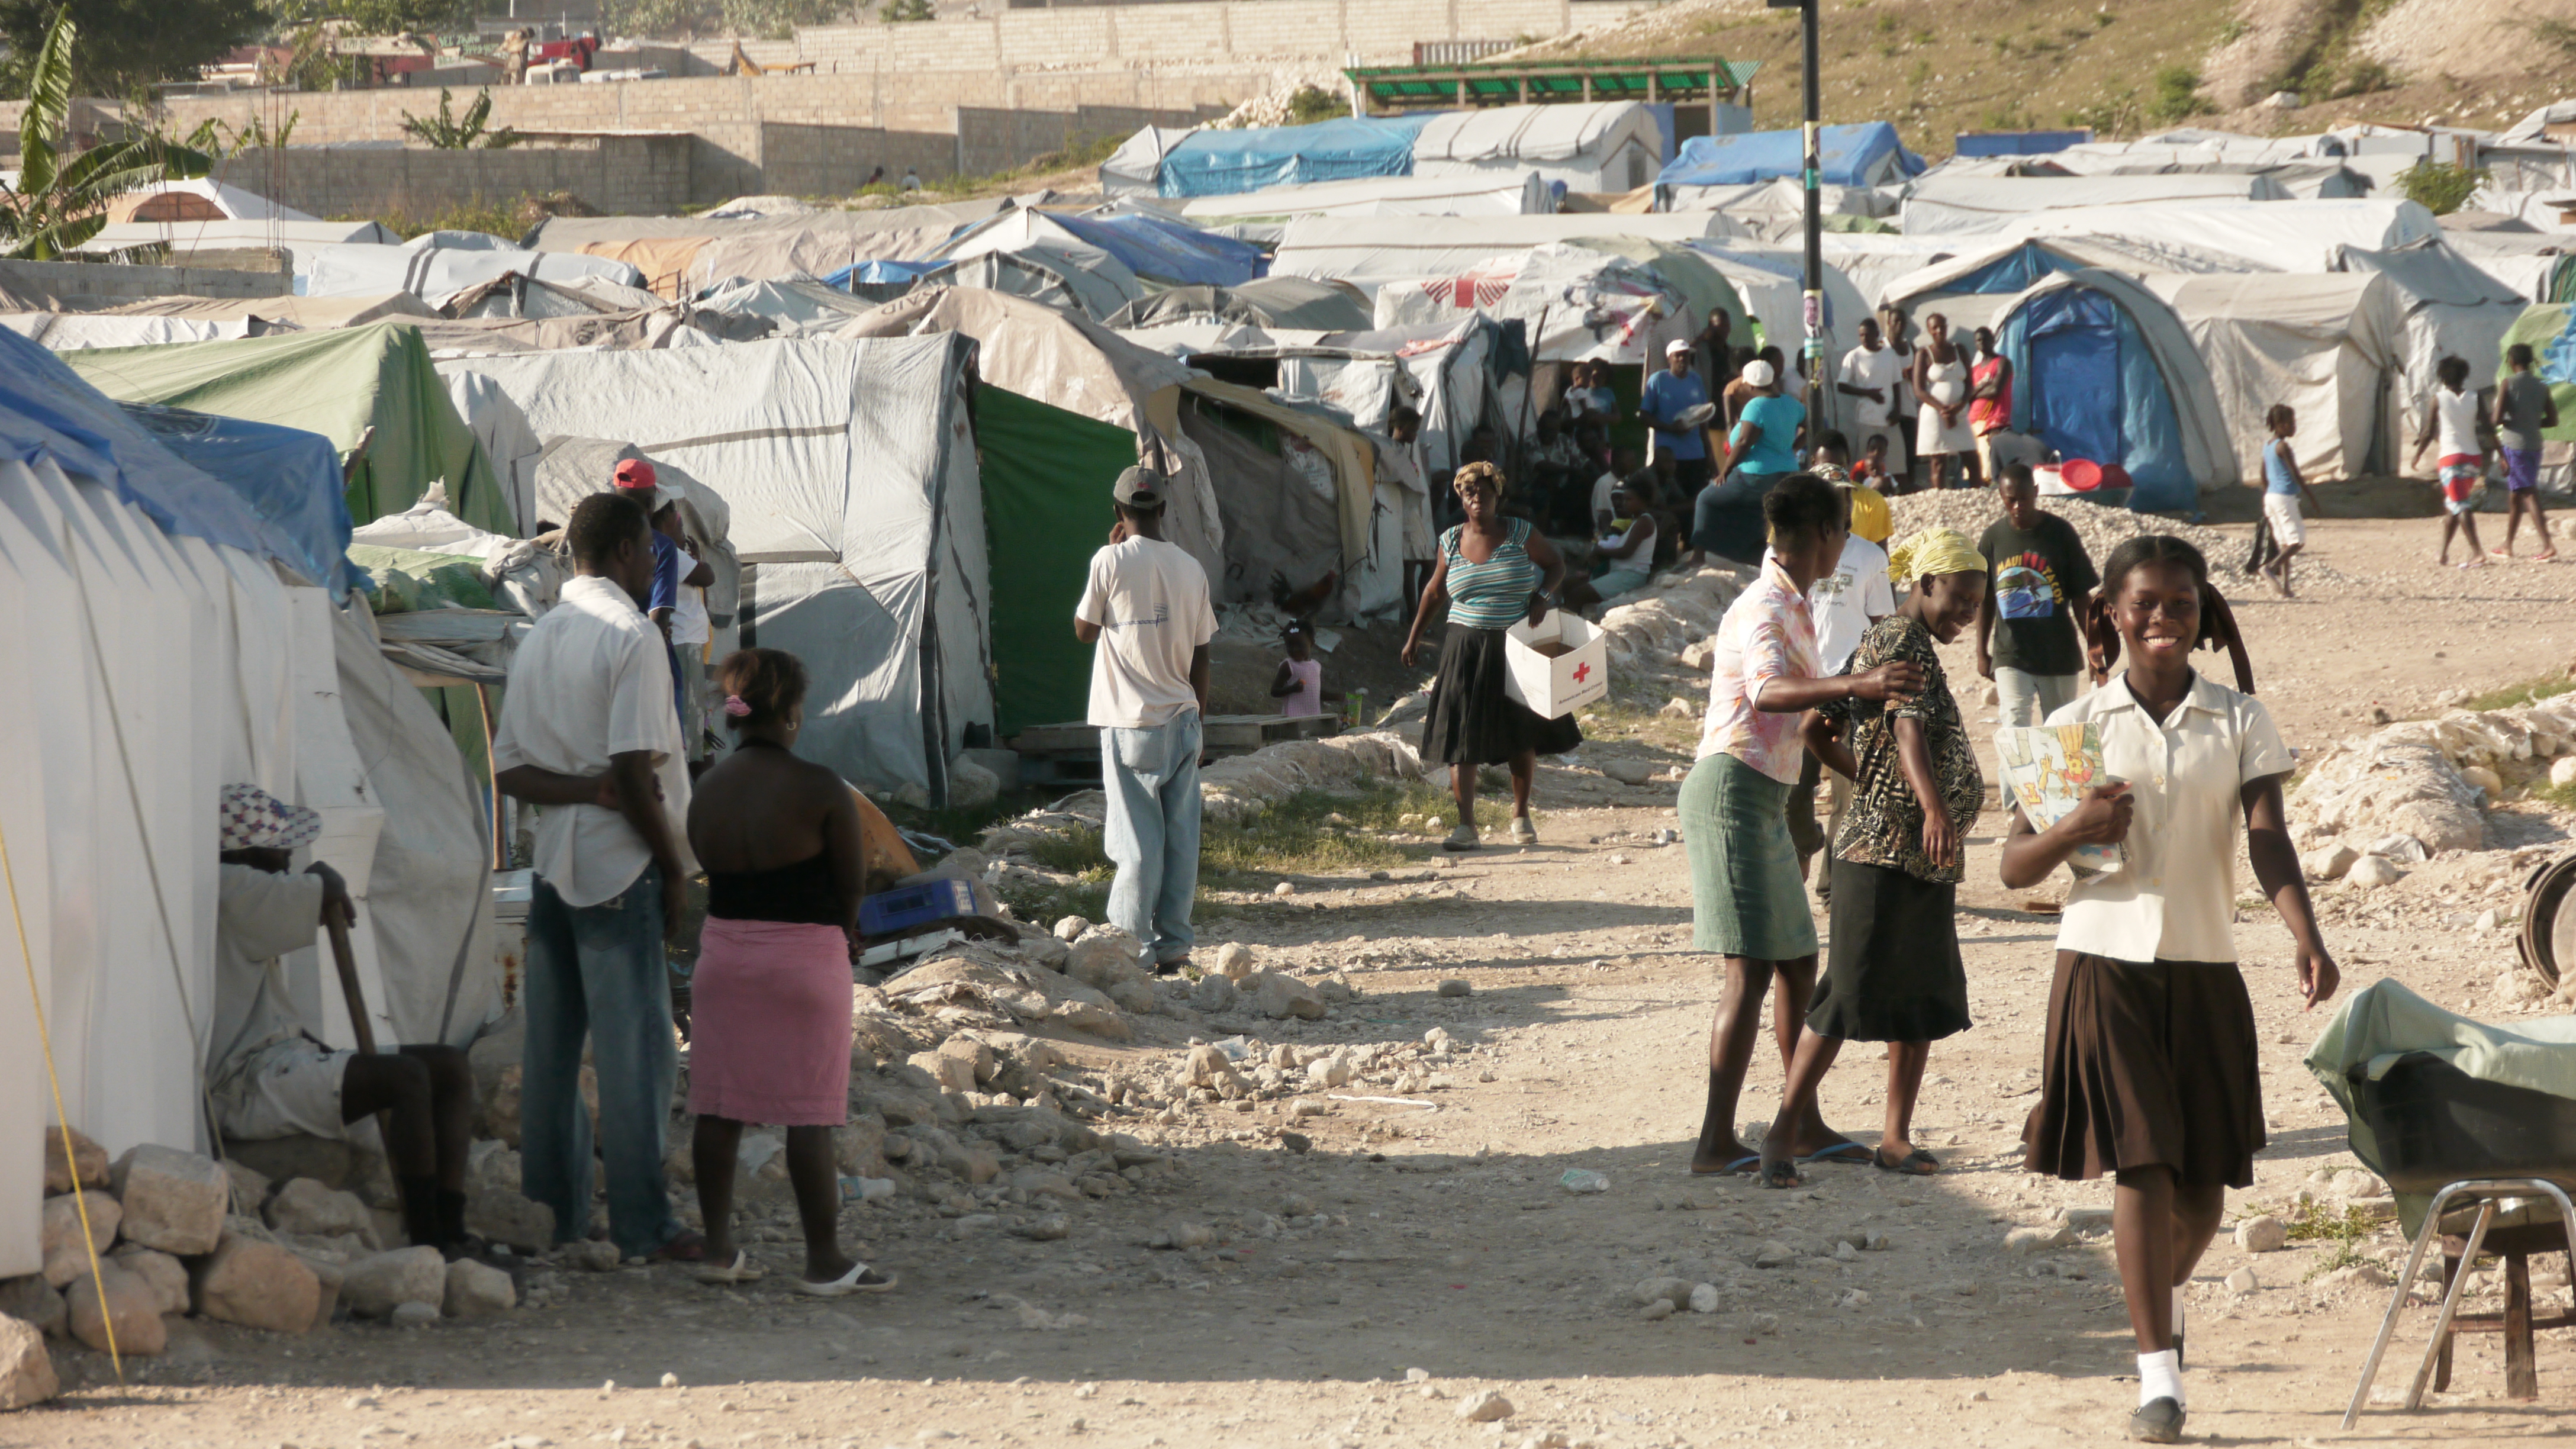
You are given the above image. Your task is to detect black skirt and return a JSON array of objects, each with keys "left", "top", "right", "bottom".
[
  {"left": 1419, "top": 622, "right": 1583, "bottom": 765},
  {"left": 1807, "top": 858, "right": 1971, "bottom": 1042},
  {"left": 2021, "top": 952, "right": 2266, "bottom": 1189}
]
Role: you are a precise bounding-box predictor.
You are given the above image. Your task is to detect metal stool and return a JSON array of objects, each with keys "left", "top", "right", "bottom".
[{"left": 2342, "top": 1177, "right": 2576, "bottom": 1428}]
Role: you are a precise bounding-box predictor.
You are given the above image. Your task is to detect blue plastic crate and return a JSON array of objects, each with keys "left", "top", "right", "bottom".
[{"left": 859, "top": 878, "right": 979, "bottom": 938}]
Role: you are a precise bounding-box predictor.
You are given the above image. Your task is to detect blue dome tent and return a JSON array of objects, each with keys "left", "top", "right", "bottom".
[{"left": 1992, "top": 269, "right": 2234, "bottom": 513}]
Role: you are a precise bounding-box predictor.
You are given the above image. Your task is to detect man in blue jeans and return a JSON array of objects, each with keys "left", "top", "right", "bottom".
[
  {"left": 1074, "top": 466, "right": 1216, "bottom": 974},
  {"left": 492, "top": 491, "right": 703, "bottom": 1264}
]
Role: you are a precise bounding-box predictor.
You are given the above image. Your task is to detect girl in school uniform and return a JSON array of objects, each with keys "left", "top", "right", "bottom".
[{"left": 2001, "top": 534, "right": 2338, "bottom": 1444}]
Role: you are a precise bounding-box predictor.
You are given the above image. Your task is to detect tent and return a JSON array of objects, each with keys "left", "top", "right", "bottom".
[
  {"left": 523, "top": 199, "right": 1012, "bottom": 299},
  {"left": 1656, "top": 122, "right": 1926, "bottom": 199},
  {"left": 1100, "top": 125, "right": 1192, "bottom": 196},
  {"left": 1270, "top": 212, "right": 1748, "bottom": 300},
  {"left": 100, "top": 178, "right": 318, "bottom": 224},
  {"left": 2337, "top": 240, "right": 2531, "bottom": 401},
  {"left": 1876, "top": 235, "right": 2251, "bottom": 337},
  {"left": 2, "top": 313, "right": 257, "bottom": 349},
  {"left": 1106, "top": 276, "right": 1373, "bottom": 332},
  {"left": 439, "top": 335, "right": 989, "bottom": 802},
  {"left": 1650, "top": 175, "right": 1894, "bottom": 224},
  {"left": 295, "top": 240, "right": 648, "bottom": 308},
  {"left": 0, "top": 333, "right": 494, "bottom": 1274},
  {"left": 917, "top": 215, "right": 1148, "bottom": 321},
  {"left": 973, "top": 385, "right": 1138, "bottom": 733},
  {"left": 1899, "top": 172, "right": 2294, "bottom": 236},
  {"left": 2500, "top": 303, "right": 2576, "bottom": 452},
  {"left": 1045, "top": 209, "right": 1267, "bottom": 288},
  {"left": 1411, "top": 102, "right": 1663, "bottom": 194},
  {"left": 59, "top": 321, "right": 518, "bottom": 537},
  {"left": 1994, "top": 198, "right": 2440, "bottom": 273},
  {"left": 1369, "top": 242, "right": 1704, "bottom": 365},
  {"left": 1174, "top": 377, "right": 1382, "bottom": 613},
  {"left": 1177, "top": 171, "right": 1552, "bottom": 225},
  {"left": 118, "top": 403, "right": 357, "bottom": 597},
  {"left": 69, "top": 218, "right": 398, "bottom": 255},
  {"left": 1992, "top": 270, "right": 2235, "bottom": 509},
  {"left": 1138, "top": 114, "right": 1437, "bottom": 199},
  {"left": 2142, "top": 272, "right": 2405, "bottom": 484},
  {"left": 697, "top": 278, "right": 888, "bottom": 334}
]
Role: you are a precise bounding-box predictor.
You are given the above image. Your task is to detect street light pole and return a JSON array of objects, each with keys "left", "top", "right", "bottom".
[{"left": 1768, "top": 0, "right": 1825, "bottom": 430}]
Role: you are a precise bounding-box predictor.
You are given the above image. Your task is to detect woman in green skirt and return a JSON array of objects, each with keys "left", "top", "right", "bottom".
[{"left": 1683, "top": 475, "right": 1923, "bottom": 1176}]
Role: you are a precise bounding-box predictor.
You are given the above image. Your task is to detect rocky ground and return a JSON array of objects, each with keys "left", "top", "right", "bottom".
[{"left": 7, "top": 509, "right": 2576, "bottom": 1448}]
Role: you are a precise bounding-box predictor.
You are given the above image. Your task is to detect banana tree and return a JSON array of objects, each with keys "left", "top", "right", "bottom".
[{"left": 1, "top": 12, "right": 215, "bottom": 260}]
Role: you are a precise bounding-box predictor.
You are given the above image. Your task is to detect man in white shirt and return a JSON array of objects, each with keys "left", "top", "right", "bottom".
[
  {"left": 1780, "top": 482, "right": 1894, "bottom": 895},
  {"left": 1075, "top": 466, "right": 1218, "bottom": 973},
  {"left": 493, "top": 491, "right": 703, "bottom": 1263},
  {"left": 1837, "top": 318, "right": 1910, "bottom": 491}
]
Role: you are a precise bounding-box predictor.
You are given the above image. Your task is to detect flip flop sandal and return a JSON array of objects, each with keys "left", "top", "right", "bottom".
[
  {"left": 791, "top": 1262, "right": 899, "bottom": 1297},
  {"left": 1801, "top": 1141, "right": 1873, "bottom": 1165},
  {"left": 1756, "top": 1158, "right": 1803, "bottom": 1190},
  {"left": 690, "top": 1249, "right": 765, "bottom": 1285},
  {"left": 1871, "top": 1147, "right": 1941, "bottom": 1176},
  {"left": 1690, "top": 1154, "right": 1762, "bottom": 1177}
]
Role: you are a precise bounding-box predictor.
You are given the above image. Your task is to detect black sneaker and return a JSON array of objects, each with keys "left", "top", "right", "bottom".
[{"left": 2127, "top": 1398, "right": 2185, "bottom": 1444}]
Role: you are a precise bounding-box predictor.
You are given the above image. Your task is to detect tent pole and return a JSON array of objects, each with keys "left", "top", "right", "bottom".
[{"left": 474, "top": 681, "right": 503, "bottom": 871}]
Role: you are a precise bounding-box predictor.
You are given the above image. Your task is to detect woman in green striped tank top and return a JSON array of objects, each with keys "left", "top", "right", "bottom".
[{"left": 1400, "top": 462, "right": 1581, "bottom": 851}]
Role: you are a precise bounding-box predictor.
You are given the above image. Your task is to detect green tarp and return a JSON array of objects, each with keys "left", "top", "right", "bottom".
[
  {"left": 2501, "top": 304, "right": 2576, "bottom": 444},
  {"left": 974, "top": 383, "right": 1136, "bottom": 735},
  {"left": 59, "top": 321, "right": 514, "bottom": 536}
]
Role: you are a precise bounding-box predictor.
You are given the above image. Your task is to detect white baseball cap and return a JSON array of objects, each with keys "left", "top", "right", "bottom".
[
  {"left": 1743, "top": 359, "right": 1777, "bottom": 388},
  {"left": 1664, "top": 337, "right": 1693, "bottom": 355}
]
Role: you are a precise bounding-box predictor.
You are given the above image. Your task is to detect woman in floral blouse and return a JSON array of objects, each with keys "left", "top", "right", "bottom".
[{"left": 1759, "top": 527, "right": 1989, "bottom": 1188}]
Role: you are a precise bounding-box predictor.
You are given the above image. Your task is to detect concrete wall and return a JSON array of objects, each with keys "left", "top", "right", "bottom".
[
  {"left": 215, "top": 136, "right": 694, "bottom": 221},
  {"left": 0, "top": 256, "right": 289, "bottom": 302}
]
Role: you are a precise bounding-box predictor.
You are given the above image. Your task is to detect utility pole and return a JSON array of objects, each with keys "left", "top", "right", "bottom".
[{"left": 1768, "top": 0, "right": 1825, "bottom": 429}]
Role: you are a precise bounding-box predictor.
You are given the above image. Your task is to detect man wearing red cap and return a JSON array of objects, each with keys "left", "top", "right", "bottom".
[{"left": 613, "top": 458, "right": 698, "bottom": 739}]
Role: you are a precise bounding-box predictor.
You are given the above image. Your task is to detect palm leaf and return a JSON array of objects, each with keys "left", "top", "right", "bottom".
[{"left": 18, "top": 11, "right": 80, "bottom": 196}]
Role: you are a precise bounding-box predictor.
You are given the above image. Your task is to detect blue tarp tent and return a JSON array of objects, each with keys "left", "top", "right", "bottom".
[
  {"left": 1156, "top": 115, "right": 1437, "bottom": 199},
  {"left": 1052, "top": 211, "right": 1267, "bottom": 286},
  {"left": 825, "top": 258, "right": 941, "bottom": 289},
  {"left": 1993, "top": 271, "right": 2235, "bottom": 513},
  {"left": 1939, "top": 240, "right": 2086, "bottom": 296},
  {"left": 119, "top": 403, "right": 355, "bottom": 597},
  {"left": 1954, "top": 130, "right": 2090, "bottom": 158},
  {"left": 1656, "top": 122, "right": 1925, "bottom": 190}
]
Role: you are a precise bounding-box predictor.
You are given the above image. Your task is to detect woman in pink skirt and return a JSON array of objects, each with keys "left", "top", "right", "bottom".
[{"left": 684, "top": 648, "right": 891, "bottom": 1295}]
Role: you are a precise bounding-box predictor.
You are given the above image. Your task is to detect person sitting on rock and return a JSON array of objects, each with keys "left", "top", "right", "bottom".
[{"left": 208, "top": 783, "right": 482, "bottom": 1258}]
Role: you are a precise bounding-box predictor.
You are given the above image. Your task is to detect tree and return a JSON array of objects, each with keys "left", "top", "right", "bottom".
[
  {"left": 2397, "top": 160, "right": 2490, "bottom": 217},
  {"left": 0, "top": 0, "right": 262, "bottom": 97},
  {"left": 878, "top": 0, "right": 933, "bottom": 20},
  {"left": 400, "top": 88, "right": 524, "bottom": 150},
  {"left": 0, "top": 12, "right": 214, "bottom": 258}
]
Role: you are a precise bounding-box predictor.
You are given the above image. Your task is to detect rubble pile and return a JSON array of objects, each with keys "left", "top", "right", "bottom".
[
  {"left": 1595, "top": 564, "right": 1750, "bottom": 680},
  {"left": 2293, "top": 692, "right": 2576, "bottom": 867},
  {"left": 1885, "top": 491, "right": 2355, "bottom": 595}
]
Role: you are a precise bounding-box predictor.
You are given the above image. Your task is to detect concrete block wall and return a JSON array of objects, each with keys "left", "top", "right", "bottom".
[
  {"left": 0, "top": 256, "right": 289, "bottom": 301},
  {"left": 216, "top": 136, "right": 694, "bottom": 220}
]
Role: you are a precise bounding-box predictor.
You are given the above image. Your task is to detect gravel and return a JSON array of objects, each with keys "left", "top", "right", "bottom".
[{"left": 1883, "top": 490, "right": 2355, "bottom": 597}]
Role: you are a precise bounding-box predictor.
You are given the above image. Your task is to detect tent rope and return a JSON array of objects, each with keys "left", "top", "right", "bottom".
[{"left": 0, "top": 810, "right": 123, "bottom": 1382}]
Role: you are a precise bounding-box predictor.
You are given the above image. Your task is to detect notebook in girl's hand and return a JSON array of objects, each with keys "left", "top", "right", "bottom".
[{"left": 1994, "top": 722, "right": 2123, "bottom": 878}]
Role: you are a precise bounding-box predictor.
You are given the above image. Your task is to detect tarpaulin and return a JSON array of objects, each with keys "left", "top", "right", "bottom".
[
  {"left": 1995, "top": 271, "right": 2235, "bottom": 508},
  {"left": 1156, "top": 114, "right": 1436, "bottom": 199},
  {"left": 119, "top": 402, "right": 356, "bottom": 596},
  {"left": 1657, "top": 123, "right": 1925, "bottom": 190},
  {"left": 973, "top": 383, "right": 1136, "bottom": 733}
]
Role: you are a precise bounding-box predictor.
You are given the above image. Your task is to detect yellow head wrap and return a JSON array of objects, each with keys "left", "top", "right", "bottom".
[
  {"left": 1887, "top": 527, "right": 1986, "bottom": 584},
  {"left": 1453, "top": 461, "right": 1506, "bottom": 495}
]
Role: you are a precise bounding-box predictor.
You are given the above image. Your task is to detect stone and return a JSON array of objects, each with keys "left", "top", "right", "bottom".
[
  {"left": 1107, "top": 980, "right": 1159, "bottom": 1016},
  {"left": 1305, "top": 1056, "right": 1354, "bottom": 1088},
  {"left": 2476, "top": 907, "right": 2503, "bottom": 932},
  {"left": 2554, "top": 756, "right": 2576, "bottom": 790},
  {"left": 1052, "top": 999, "right": 1132, "bottom": 1040},
  {"left": 909, "top": 1051, "right": 978, "bottom": 1094},
  {"left": 1166, "top": 1221, "right": 1215, "bottom": 1250},
  {"left": 462, "top": 1143, "right": 555, "bottom": 1252},
  {"left": 2004, "top": 1225, "right": 2072, "bottom": 1252},
  {"left": 1288, "top": 1097, "right": 1328, "bottom": 1119},
  {"left": 41, "top": 1128, "right": 106, "bottom": 1197},
  {"left": 2327, "top": 1167, "right": 2388, "bottom": 1200},
  {"left": 0, "top": 1315, "right": 56, "bottom": 1409},
  {"left": 1436, "top": 979, "right": 1473, "bottom": 998},
  {"left": 1455, "top": 1389, "right": 1514, "bottom": 1422},
  {"left": 2301, "top": 842, "right": 2359, "bottom": 881},
  {"left": 1633, "top": 1276, "right": 1690, "bottom": 1309},
  {"left": 39, "top": 1193, "right": 122, "bottom": 1288},
  {"left": 938, "top": 1037, "right": 999, "bottom": 1084},
  {"left": 1252, "top": 971, "right": 1327, "bottom": 1020},
  {"left": 1184, "top": 1044, "right": 1238, "bottom": 1086},
  {"left": 109, "top": 1145, "right": 229, "bottom": 1256},
  {"left": 2064, "top": 1206, "right": 2114, "bottom": 1235},
  {"left": 1066, "top": 934, "right": 1143, "bottom": 990},
  {"left": 2225, "top": 1267, "right": 2259, "bottom": 1295},
  {"left": 342, "top": 1247, "right": 447, "bottom": 1319},
  {"left": 221, "top": 1159, "right": 273, "bottom": 1215},
  {"left": 0, "top": 1278, "right": 64, "bottom": 1339},
  {"left": 1640, "top": 1299, "right": 1675, "bottom": 1321},
  {"left": 66, "top": 1263, "right": 164, "bottom": 1357},
  {"left": 266, "top": 1178, "right": 378, "bottom": 1248},
  {"left": 560, "top": 1239, "right": 621, "bottom": 1273},
  {"left": 1599, "top": 758, "right": 1654, "bottom": 786},
  {"left": 2264, "top": 89, "right": 2301, "bottom": 109},
  {"left": 2461, "top": 765, "right": 2503, "bottom": 798},
  {"left": 2345, "top": 856, "right": 2406, "bottom": 890},
  {"left": 192, "top": 1235, "right": 321, "bottom": 1334},
  {"left": 2236, "top": 1214, "right": 2289, "bottom": 1253},
  {"left": 389, "top": 1300, "right": 440, "bottom": 1327},
  {"left": 1753, "top": 1240, "right": 1796, "bottom": 1268},
  {"left": 1190, "top": 973, "right": 1239, "bottom": 1013},
  {"left": 1688, "top": 1283, "right": 1720, "bottom": 1313},
  {"left": 1271, "top": 881, "right": 1296, "bottom": 897},
  {"left": 110, "top": 1248, "right": 189, "bottom": 1316},
  {"left": 1215, "top": 942, "right": 1258, "bottom": 980},
  {"left": 1052, "top": 915, "right": 1090, "bottom": 942},
  {"left": 1016, "top": 1214, "right": 1072, "bottom": 1242},
  {"left": 947, "top": 759, "right": 1001, "bottom": 812},
  {"left": 443, "top": 1258, "right": 516, "bottom": 1318}
]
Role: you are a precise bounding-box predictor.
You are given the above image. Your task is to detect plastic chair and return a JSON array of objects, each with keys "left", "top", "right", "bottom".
[{"left": 2341, "top": 1177, "right": 2576, "bottom": 1428}]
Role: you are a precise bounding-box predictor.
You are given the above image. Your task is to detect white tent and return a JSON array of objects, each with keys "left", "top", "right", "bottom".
[
  {"left": 1178, "top": 171, "right": 1552, "bottom": 225},
  {"left": 1992, "top": 199, "right": 2440, "bottom": 273},
  {"left": 1370, "top": 242, "right": 1696, "bottom": 364},
  {"left": 1100, "top": 125, "right": 1192, "bottom": 197},
  {"left": 99, "top": 178, "right": 318, "bottom": 224},
  {"left": 1411, "top": 102, "right": 1663, "bottom": 194},
  {"left": 298, "top": 241, "right": 648, "bottom": 308},
  {"left": 1, "top": 313, "right": 257, "bottom": 349},
  {"left": 1271, "top": 212, "right": 1747, "bottom": 299},
  {"left": 1901, "top": 172, "right": 2294, "bottom": 236},
  {"left": 2140, "top": 272, "right": 2405, "bottom": 484},
  {"left": 2337, "top": 240, "right": 2532, "bottom": 404},
  {"left": 919, "top": 210, "right": 1147, "bottom": 321},
  {"left": 1655, "top": 175, "right": 1895, "bottom": 221},
  {"left": 438, "top": 335, "right": 991, "bottom": 803},
  {"left": 70, "top": 218, "right": 398, "bottom": 255}
]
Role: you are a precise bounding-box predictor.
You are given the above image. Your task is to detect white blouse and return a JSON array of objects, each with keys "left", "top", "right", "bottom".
[{"left": 2046, "top": 672, "right": 2294, "bottom": 964}]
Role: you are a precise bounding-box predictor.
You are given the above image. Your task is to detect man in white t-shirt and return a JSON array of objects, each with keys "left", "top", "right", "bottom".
[
  {"left": 1776, "top": 482, "right": 1895, "bottom": 899},
  {"left": 1075, "top": 466, "right": 1218, "bottom": 973},
  {"left": 1837, "top": 318, "right": 1910, "bottom": 490}
]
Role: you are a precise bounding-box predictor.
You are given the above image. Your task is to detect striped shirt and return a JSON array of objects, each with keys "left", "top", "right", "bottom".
[{"left": 1442, "top": 519, "right": 1541, "bottom": 629}]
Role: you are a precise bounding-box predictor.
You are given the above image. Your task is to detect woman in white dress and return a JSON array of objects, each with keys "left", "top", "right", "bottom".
[{"left": 1910, "top": 312, "right": 1975, "bottom": 490}]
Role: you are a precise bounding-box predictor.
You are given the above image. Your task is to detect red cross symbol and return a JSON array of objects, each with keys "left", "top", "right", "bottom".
[{"left": 1572, "top": 662, "right": 1592, "bottom": 684}]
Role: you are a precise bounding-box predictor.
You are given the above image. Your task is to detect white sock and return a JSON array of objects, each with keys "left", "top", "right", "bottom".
[
  {"left": 2138, "top": 1348, "right": 2186, "bottom": 1409},
  {"left": 2172, "top": 1292, "right": 2185, "bottom": 1339}
]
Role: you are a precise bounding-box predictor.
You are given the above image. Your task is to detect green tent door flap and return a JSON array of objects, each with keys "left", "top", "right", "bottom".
[{"left": 973, "top": 383, "right": 1138, "bottom": 736}]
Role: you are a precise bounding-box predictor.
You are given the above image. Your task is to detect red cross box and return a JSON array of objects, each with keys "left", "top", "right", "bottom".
[{"left": 1502, "top": 608, "right": 1610, "bottom": 719}]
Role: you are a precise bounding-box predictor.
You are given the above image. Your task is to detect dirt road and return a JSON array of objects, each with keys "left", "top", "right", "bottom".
[{"left": 12, "top": 511, "right": 2576, "bottom": 1448}]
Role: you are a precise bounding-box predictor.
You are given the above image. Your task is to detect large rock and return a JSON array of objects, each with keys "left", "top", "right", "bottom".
[
  {"left": 2301, "top": 841, "right": 2359, "bottom": 881},
  {"left": 191, "top": 1235, "right": 320, "bottom": 1334},
  {"left": 907, "top": 1050, "right": 977, "bottom": 1093},
  {"left": 1107, "top": 980, "right": 1159, "bottom": 1016},
  {"left": 1252, "top": 971, "right": 1327, "bottom": 1021},
  {"left": 1051, "top": 995, "right": 1132, "bottom": 1041},
  {"left": 40, "top": 1193, "right": 121, "bottom": 1288},
  {"left": 2347, "top": 855, "right": 2407, "bottom": 889},
  {"left": 0, "top": 1314, "right": 56, "bottom": 1410},
  {"left": 831, "top": 1116, "right": 891, "bottom": 1180},
  {"left": 109, "top": 1145, "right": 229, "bottom": 1256},
  {"left": 341, "top": 1247, "right": 447, "bottom": 1319},
  {"left": 42, "top": 1128, "right": 106, "bottom": 1197},
  {"left": 442, "top": 1258, "right": 515, "bottom": 1318},
  {"left": 108, "top": 1248, "right": 189, "bottom": 1316},
  {"left": 1213, "top": 942, "right": 1258, "bottom": 981},
  {"left": 223, "top": 1135, "right": 372, "bottom": 1195},
  {"left": 65, "top": 1263, "right": 164, "bottom": 1357},
  {"left": 265, "top": 1178, "right": 378, "bottom": 1248},
  {"left": 0, "top": 1278, "right": 63, "bottom": 1339},
  {"left": 221, "top": 1159, "right": 273, "bottom": 1216},
  {"left": 947, "top": 758, "right": 1001, "bottom": 812},
  {"left": 462, "top": 1141, "right": 555, "bottom": 1252},
  {"left": 1064, "top": 930, "right": 1145, "bottom": 990},
  {"left": 1191, "top": 973, "right": 1239, "bottom": 1013}
]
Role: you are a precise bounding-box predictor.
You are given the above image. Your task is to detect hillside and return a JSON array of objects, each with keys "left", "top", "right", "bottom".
[{"left": 1501, "top": 0, "right": 2573, "bottom": 158}]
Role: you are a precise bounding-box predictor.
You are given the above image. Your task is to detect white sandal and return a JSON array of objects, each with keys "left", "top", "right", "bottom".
[
  {"left": 1510, "top": 816, "right": 1538, "bottom": 845},
  {"left": 690, "top": 1249, "right": 765, "bottom": 1285},
  {"left": 1441, "top": 822, "right": 1480, "bottom": 852},
  {"left": 792, "top": 1262, "right": 899, "bottom": 1297}
]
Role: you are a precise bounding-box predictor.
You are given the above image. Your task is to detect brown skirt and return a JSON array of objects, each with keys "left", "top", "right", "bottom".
[{"left": 2021, "top": 951, "right": 2265, "bottom": 1189}]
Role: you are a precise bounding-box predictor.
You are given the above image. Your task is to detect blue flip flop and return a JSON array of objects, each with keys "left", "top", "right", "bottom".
[
  {"left": 1801, "top": 1141, "right": 1873, "bottom": 1165},
  {"left": 1691, "top": 1154, "right": 1761, "bottom": 1177}
]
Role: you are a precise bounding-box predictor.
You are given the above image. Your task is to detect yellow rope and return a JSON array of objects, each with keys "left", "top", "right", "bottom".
[{"left": 0, "top": 810, "right": 121, "bottom": 1380}]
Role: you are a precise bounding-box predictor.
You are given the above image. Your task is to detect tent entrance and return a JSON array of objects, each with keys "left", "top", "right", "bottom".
[{"left": 2024, "top": 288, "right": 2123, "bottom": 469}]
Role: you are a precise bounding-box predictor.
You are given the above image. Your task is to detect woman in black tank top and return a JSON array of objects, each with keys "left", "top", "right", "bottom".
[{"left": 681, "top": 649, "right": 894, "bottom": 1296}]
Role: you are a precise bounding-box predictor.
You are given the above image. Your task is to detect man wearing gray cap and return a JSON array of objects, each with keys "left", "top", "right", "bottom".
[{"left": 1073, "top": 466, "right": 1218, "bottom": 973}]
